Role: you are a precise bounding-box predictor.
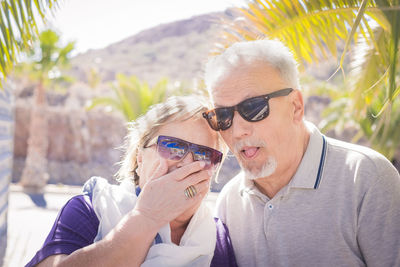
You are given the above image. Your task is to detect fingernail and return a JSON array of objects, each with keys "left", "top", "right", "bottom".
[{"left": 199, "top": 161, "right": 206, "bottom": 168}]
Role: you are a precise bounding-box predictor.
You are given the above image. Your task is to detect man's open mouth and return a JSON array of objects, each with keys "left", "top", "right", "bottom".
[{"left": 240, "top": 147, "right": 260, "bottom": 159}]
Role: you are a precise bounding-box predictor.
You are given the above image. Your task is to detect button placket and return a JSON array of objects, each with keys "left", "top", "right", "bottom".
[{"left": 264, "top": 200, "right": 276, "bottom": 238}]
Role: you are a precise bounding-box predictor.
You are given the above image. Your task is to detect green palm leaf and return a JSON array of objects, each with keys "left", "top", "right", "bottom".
[
  {"left": 0, "top": 0, "right": 61, "bottom": 87},
  {"left": 219, "top": 1, "right": 394, "bottom": 66},
  {"left": 88, "top": 74, "right": 176, "bottom": 122}
]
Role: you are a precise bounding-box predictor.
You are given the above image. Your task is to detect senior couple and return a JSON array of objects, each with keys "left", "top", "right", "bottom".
[{"left": 27, "top": 40, "right": 400, "bottom": 267}]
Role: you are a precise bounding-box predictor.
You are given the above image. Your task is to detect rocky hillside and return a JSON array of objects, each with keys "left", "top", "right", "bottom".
[{"left": 70, "top": 12, "right": 228, "bottom": 85}]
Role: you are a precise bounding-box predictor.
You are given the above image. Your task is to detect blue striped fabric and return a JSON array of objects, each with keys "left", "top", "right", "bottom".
[
  {"left": 314, "top": 135, "right": 327, "bottom": 189},
  {"left": 0, "top": 85, "right": 14, "bottom": 265}
]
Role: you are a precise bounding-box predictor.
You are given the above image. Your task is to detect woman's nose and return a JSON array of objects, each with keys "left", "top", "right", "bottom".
[{"left": 177, "top": 151, "right": 194, "bottom": 167}]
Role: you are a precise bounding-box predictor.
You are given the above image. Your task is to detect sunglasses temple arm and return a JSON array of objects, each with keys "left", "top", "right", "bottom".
[{"left": 267, "top": 88, "right": 293, "bottom": 99}]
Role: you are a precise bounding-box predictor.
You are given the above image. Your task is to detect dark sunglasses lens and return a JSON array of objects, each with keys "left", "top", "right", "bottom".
[
  {"left": 215, "top": 108, "right": 234, "bottom": 130},
  {"left": 203, "top": 110, "right": 219, "bottom": 131},
  {"left": 157, "top": 137, "right": 188, "bottom": 161},
  {"left": 238, "top": 97, "right": 269, "bottom": 121}
]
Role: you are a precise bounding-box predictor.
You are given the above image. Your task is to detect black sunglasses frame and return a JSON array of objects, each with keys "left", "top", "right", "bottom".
[{"left": 202, "top": 88, "right": 293, "bottom": 131}]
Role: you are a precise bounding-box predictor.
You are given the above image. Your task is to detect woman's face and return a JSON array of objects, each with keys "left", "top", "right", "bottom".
[
  {"left": 136, "top": 116, "right": 220, "bottom": 220},
  {"left": 137, "top": 116, "right": 220, "bottom": 188}
]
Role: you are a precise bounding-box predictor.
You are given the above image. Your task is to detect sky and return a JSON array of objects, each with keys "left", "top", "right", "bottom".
[{"left": 46, "top": 0, "right": 247, "bottom": 54}]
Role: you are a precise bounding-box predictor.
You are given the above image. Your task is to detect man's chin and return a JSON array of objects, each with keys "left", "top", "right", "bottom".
[
  {"left": 240, "top": 158, "right": 277, "bottom": 180},
  {"left": 244, "top": 169, "right": 268, "bottom": 180}
]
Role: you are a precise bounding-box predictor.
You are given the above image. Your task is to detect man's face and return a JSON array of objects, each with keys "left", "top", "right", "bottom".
[{"left": 210, "top": 62, "right": 303, "bottom": 180}]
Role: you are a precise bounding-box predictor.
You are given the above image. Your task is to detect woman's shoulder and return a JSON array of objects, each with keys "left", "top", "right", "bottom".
[
  {"left": 62, "top": 194, "right": 99, "bottom": 222},
  {"left": 45, "top": 193, "right": 100, "bottom": 243},
  {"left": 214, "top": 217, "right": 228, "bottom": 235},
  {"left": 212, "top": 217, "right": 238, "bottom": 267},
  {"left": 25, "top": 194, "right": 99, "bottom": 267},
  {"left": 214, "top": 217, "right": 233, "bottom": 248}
]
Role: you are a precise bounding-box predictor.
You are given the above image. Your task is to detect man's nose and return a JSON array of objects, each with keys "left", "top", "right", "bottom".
[{"left": 230, "top": 111, "right": 252, "bottom": 139}]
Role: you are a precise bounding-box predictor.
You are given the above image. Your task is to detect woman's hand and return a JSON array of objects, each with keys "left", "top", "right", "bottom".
[{"left": 134, "top": 158, "right": 211, "bottom": 229}]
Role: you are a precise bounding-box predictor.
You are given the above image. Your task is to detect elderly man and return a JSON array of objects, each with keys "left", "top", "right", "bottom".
[{"left": 202, "top": 39, "right": 400, "bottom": 266}]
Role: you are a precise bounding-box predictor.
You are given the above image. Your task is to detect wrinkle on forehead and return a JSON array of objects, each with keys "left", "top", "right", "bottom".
[{"left": 211, "top": 62, "right": 288, "bottom": 107}]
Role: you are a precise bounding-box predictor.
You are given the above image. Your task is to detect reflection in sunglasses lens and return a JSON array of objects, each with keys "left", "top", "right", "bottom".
[
  {"left": 156, "top": 136, "right": 222, "bottom": 168},
  {"left": 164, "top": 141, "right": 186, "bottom": 160},
  {"left": 240, "top": 97, "right": 268, "bottom": 121}
]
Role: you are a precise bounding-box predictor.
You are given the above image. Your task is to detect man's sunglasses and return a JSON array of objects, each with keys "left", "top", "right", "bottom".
[
  {"left": 202, "top": 88, "right": 293, "bottom": 131},
  {"left": 154, "top": 135, "right": 223, "bottom": 169}
]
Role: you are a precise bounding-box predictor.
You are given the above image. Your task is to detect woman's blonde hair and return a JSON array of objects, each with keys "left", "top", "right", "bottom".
[{"left": 116, "top": 95, "right": 227, "bottom": 185}]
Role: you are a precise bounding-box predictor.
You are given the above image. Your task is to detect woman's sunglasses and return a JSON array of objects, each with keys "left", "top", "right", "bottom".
[
  {"left": 202, "top": 88, "right": 293, "bottom": 131},
  {"left": 154, "top": 135, "right": 223, "bottom": 169}
]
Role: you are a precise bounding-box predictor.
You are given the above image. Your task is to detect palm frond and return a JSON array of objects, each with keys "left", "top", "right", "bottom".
[
  {"left": 349, "top": 26, "right": 389, "bottom": 114},
  {"left": 0, "top": 0, "right": 60, "bottom": 86},
  {"left": 88, "top": 74, "right": 173, "bottom": 122},
  {"left": 218, "top": 0, "right": 396, "bottom": 67}
]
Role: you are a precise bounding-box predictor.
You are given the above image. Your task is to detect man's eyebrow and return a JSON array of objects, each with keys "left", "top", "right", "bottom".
[
  {"left": 214, "top": 103, "right": 226, "bottom": 108},
  {"left": 214, "top": 94, "right": 253, "bottom": 108}
]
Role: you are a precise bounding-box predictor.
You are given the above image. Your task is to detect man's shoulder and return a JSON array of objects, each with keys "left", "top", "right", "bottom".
[
  {"left": 327, "top": 137, "right": 389, "bottom": 164},
  {"left": 327, "top": 136, "right": 379, "bottom": 156},
  {"left": 325, "top": 137, "right": 398, "bottom": 177}
]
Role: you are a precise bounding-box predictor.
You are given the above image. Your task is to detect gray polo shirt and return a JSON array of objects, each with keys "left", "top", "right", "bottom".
[{"left": 216, "top": 122, "right": 400, "bottom": 267}]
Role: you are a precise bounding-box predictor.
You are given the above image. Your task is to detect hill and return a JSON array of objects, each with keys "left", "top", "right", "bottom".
[{"left": 70, "top": 12, "right": 228, "bottom": 85}]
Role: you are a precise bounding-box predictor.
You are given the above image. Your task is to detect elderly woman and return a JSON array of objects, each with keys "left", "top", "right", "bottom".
[{"left": 26, "top": 95, "right": 237, "bottom": 267}]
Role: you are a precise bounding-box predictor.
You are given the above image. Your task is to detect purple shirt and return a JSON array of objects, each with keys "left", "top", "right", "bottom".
[{"left": 26, "top": 194, "right": 237, "bottom": 267}]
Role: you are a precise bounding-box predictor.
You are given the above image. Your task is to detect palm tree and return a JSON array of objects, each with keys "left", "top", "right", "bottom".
[
  {"left": 18, "top": 29, "right": 74, "bottom": 192},
  {"left": 0, "top": 0, "right": 60, "bottom": 87},
  {"left": 218, "top": 0, "right": 400, "bottom": 159},
  {"left": 87, "top": 74, "right": 191, "bottom": 122}
]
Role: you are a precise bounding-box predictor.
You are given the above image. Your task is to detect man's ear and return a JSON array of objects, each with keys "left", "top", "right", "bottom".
[{"left": 291, "top": 89, "right": 304, "bottom": 123}]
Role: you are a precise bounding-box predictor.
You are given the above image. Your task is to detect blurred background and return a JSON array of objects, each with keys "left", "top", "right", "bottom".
[{"left": 1, "top": 0, "right": 399, "bottom": 265}]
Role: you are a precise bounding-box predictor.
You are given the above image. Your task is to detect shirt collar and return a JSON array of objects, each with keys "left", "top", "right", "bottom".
[
  {"left": 290, "top": 121, "right": 327, "bottom": 189},
  {"left": 238, "top": 172, "right": 270, "bottom": 202}
]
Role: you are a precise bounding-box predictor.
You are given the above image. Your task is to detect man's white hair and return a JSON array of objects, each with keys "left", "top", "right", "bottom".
[{"left": 204, "top": 39, "right": 300, "bottom": 92}]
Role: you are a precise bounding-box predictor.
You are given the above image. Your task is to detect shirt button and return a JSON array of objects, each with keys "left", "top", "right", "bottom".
[{"left": 268, "top": 204, "right": 273, "bottom": 209}]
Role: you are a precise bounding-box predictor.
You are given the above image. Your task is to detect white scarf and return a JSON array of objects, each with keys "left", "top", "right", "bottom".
[{"left": 83, "top": 177, "right": 216, "bottom": 267}]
